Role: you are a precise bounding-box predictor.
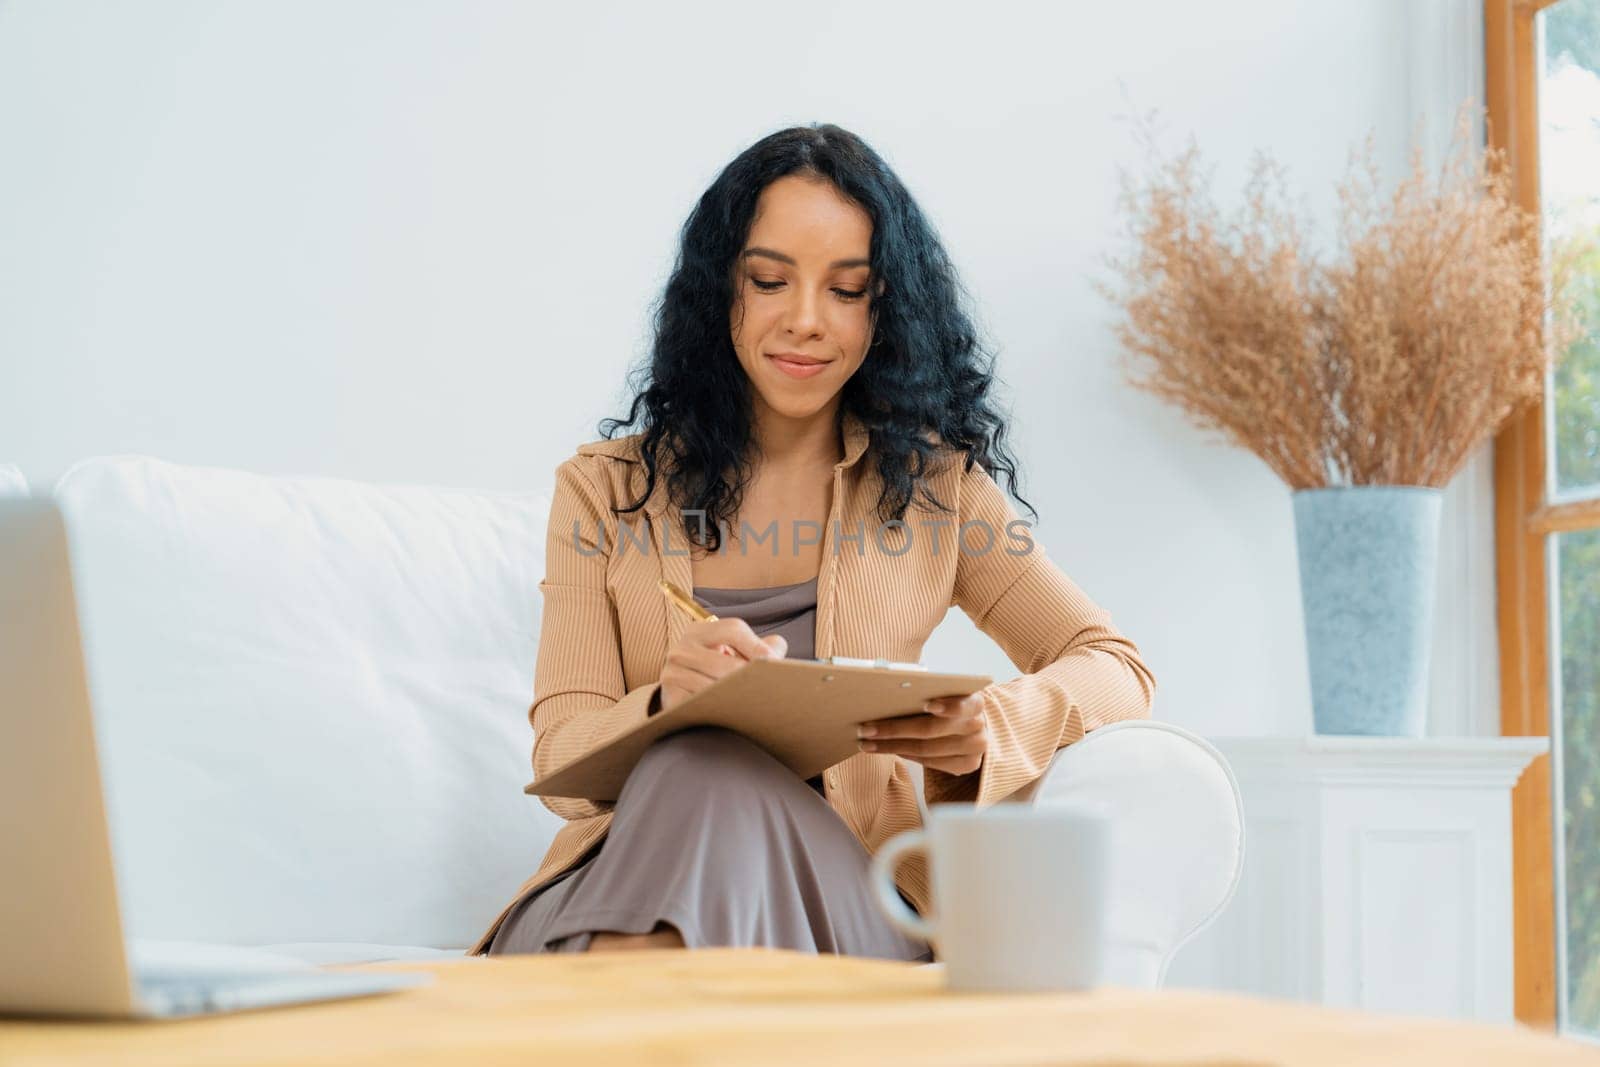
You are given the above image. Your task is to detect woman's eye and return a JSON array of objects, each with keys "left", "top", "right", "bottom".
[{"left": 749, "top": 278, "right": 867, "bottom": 302}]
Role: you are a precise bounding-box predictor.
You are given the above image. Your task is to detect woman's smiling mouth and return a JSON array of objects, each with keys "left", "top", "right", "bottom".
[{"left": 766, "top": 353, "right": 831, "bottom": 379}]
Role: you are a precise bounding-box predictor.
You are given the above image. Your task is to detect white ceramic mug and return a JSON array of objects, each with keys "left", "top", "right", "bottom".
[{"left": 869, "top": 802, "right": 1111, "bottom": 992}]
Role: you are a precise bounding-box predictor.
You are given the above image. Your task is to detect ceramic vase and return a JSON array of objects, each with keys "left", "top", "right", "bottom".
[{"left": 1291, "top": 486, "right": 1443, "bottom": 736}]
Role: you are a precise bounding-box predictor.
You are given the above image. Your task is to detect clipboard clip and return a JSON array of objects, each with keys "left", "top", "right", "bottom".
[{"left": 821, "top": 655, "right": 928, "bottom": 672}]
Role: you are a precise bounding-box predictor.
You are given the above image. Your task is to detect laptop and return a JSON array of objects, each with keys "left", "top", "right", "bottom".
[{"left": 0, "top": 496, "right": 434, "bottom": 1019}]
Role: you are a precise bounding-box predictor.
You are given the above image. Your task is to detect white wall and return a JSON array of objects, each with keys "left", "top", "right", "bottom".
[{"left": 0, "top": 0, "right": 1496, "bottom": 738}]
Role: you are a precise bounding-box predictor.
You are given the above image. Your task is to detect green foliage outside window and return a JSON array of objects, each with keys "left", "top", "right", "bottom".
[
  {"left": 1554, "top": 235, "right": 1600, "bottom": 1032},
  {"left": 1547, "top": 0, "right": 1600, "bottom": 1035}
]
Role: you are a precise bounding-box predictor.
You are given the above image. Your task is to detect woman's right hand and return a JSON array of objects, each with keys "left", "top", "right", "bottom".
[{"left": 655, "top": 619, "right": 787, "bottom": 715}]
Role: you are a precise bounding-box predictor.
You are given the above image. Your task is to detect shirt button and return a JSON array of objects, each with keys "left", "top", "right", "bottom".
[{"left": 828, "top": 771, "right": 839, "bottom": 789}]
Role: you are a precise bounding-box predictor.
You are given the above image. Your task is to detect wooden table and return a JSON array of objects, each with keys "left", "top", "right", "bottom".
[{"left": 3, "top": 948, "right": 1597, "bottom": 1066}]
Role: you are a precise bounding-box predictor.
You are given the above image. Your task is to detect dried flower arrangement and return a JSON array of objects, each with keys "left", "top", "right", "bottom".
[{"left": 1097, "top": 102, "right": 1587, "bottom": 489}]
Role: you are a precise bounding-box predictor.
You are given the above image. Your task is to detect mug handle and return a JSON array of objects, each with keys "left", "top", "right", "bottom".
[{"left": 869, "top": 830, "right": 937, "bottom": 943}]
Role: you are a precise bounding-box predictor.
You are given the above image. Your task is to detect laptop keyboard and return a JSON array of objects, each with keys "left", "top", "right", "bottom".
[
  {"left": 132, "top": 960, "right": 429, "bottom": 1015},
  {"left": 137, "top": 970, "right": 317, "bottom": 1014}
]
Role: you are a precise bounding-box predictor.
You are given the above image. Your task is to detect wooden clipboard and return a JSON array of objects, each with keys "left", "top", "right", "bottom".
[{"left": 523, "top": 657, "right": 992, "bottom": 802}]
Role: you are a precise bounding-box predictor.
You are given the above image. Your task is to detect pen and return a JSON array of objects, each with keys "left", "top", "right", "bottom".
[
  {"left": 659, "top": 577, "right": 718, "bottom": 624},
  {"left": 659, "top": 578, "right": 744, "bottom": 659}
]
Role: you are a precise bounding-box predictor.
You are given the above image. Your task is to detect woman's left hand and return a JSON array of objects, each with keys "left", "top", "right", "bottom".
[{"left": 856, "top": 693, "right": 989, "bottom": 776}]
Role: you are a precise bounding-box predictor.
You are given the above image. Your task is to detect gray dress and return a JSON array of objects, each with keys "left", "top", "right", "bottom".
[{"left": 484, "top": 575, "right": 934, "bottom": 962}]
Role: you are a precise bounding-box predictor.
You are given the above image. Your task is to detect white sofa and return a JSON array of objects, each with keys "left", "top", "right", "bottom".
[{"left": 36, "top": 454, "right": 1243, "bottom": 985}]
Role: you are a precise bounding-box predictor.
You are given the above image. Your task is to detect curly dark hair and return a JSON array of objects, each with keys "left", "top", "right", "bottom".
[{"left": 597, "top": 122, "right": 1035, "bottom": 551}]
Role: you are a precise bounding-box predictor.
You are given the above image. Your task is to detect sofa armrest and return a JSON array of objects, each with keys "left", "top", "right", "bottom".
[
  {"left": 0, "top": 464, "right": 27, "bottom": 498},
  {"left": 905, "top": 721, "right": 1244, "bottom": 987},
  {"left": 1018, "top": 721, "right": 1245, "bottom": 988}
]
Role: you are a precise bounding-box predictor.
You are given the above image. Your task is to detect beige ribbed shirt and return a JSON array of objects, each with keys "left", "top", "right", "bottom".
[{"left": 465, "top": 410, "right": 1157, "bottom": 956}]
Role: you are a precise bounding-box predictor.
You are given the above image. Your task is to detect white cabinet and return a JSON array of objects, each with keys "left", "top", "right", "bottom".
[{"left": 1165, "top": 736, "right": 1546, "bottom": 1023}]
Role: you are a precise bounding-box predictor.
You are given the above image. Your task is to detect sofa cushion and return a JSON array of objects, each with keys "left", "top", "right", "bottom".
[
  {"left": 0, "top": 463, "right": 26, "bottom": 497},
  {"left": 53, "top": 455, "right": 561, "bottom": 950}
]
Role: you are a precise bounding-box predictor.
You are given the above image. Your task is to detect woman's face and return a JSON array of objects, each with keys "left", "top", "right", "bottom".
[{"left": 729, "top": 174, "right": 879, "bottom": 426}]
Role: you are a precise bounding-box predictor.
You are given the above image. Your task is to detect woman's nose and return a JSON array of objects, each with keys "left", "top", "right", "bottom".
[{"left": 781, "top": 288, "right": 823, "bottom": 337}]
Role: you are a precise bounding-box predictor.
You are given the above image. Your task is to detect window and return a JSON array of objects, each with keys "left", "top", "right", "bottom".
[
  {"left": 1489, "top": 0, "right": 1600, "bottom": 1035},
  {"left": 1542, "top": 0, "right": 1600, "bottom": 1037}
]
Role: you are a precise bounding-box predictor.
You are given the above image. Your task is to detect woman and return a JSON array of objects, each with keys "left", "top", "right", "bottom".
[{"left": 466, "top": 123, "right": 1156, "bottom": 960}]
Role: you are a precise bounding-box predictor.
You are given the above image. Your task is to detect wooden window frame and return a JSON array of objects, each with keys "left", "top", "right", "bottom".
[{"left": 1486, "top": 0, "right": 1579, "bottom": 1028}]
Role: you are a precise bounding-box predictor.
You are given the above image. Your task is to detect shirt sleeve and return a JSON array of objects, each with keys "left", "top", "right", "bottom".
[
  {"left": 525, "top": 456, "right": 662, "bottom": 821},
  {"left": 922, "top": 460, "right": 1158, "bottom": 809}
]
